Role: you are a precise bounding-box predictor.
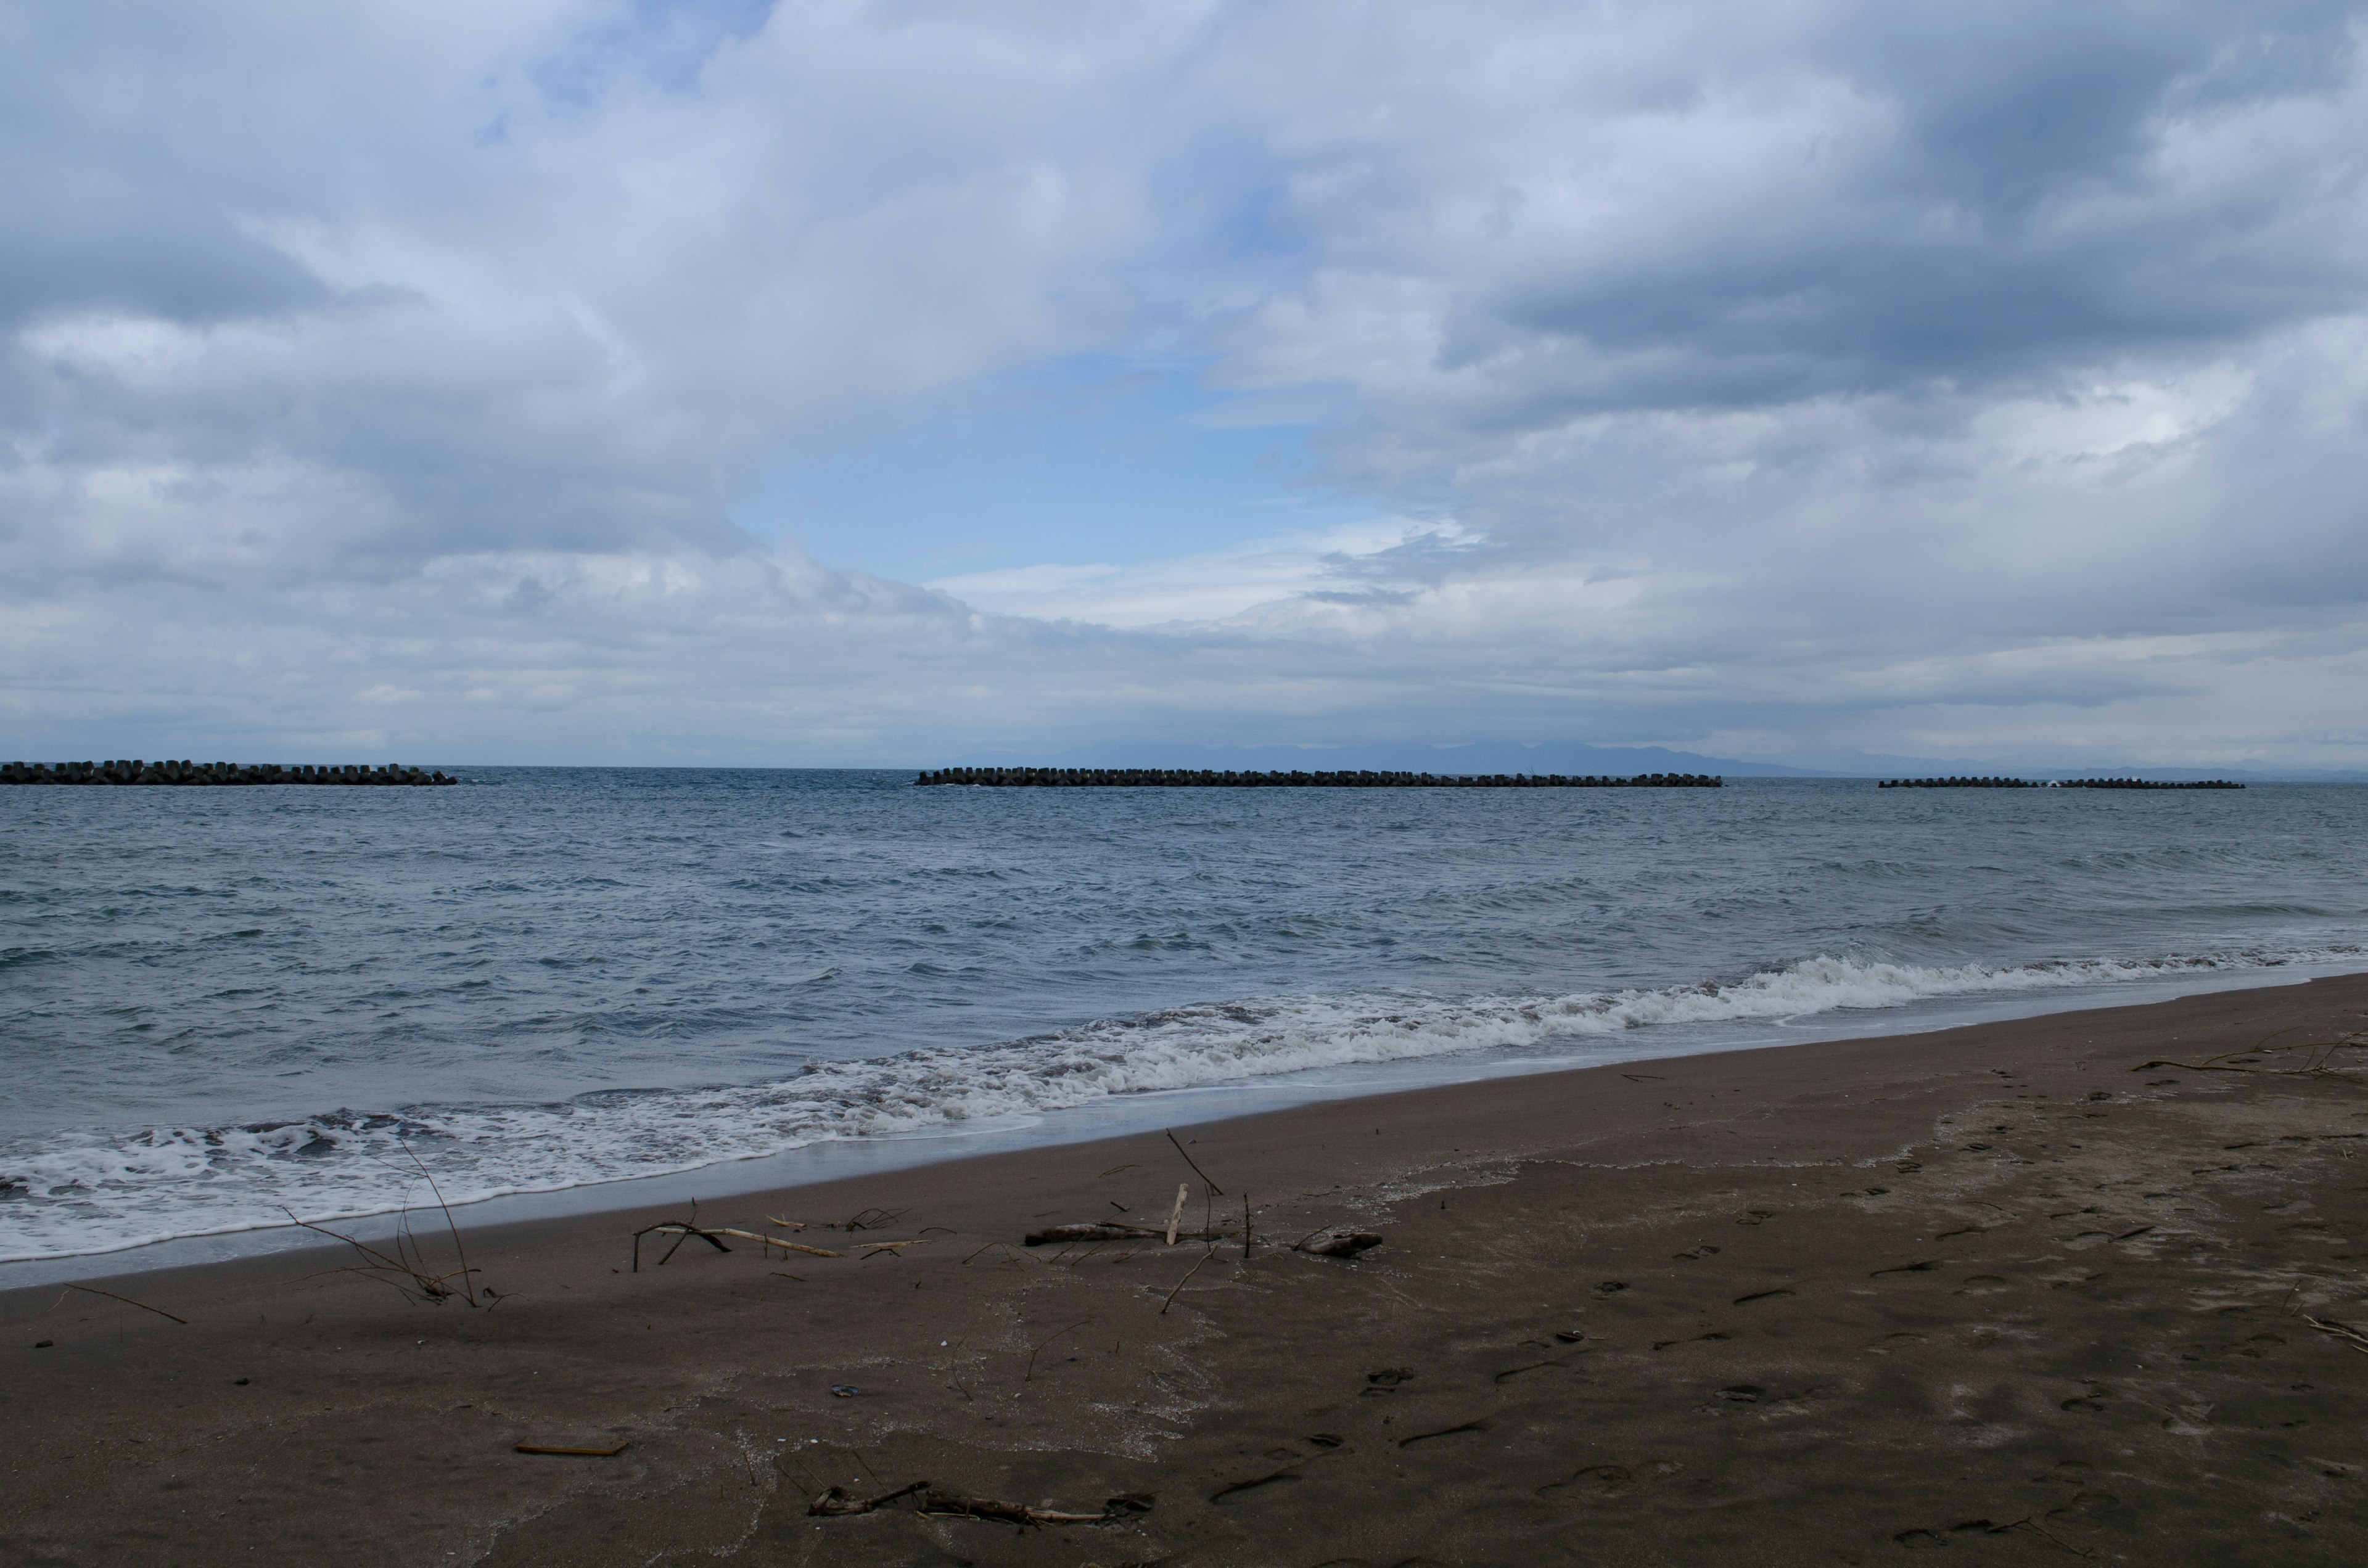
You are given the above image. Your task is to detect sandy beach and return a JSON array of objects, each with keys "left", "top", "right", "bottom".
[{"left": 5, "top": 974, "right": 2366, "bottom": 1566}]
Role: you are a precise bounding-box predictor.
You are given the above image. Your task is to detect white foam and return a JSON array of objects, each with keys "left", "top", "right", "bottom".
[{"left": 0, "top": 943, "right": 2353, "bottom": 1261}]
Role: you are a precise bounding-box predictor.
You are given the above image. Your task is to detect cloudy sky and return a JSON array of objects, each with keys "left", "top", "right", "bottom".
[{"left": 4, "top": 1, "right": 2366, "bottom": 769}]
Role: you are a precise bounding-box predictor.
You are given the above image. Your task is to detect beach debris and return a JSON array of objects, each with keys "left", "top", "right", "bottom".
[
  {"left": 1025, "top": 1318, "right": 1093, "bottom": 1381},
  {"left": 809, "top": 1479, "right": 929, "bottom": 1516},
  {"left": 52, "top": 1284, "right": 187, "bottom": 1324},
  {"left": 918, "top": 1487, "right": 1124, "bottom": 1525},
  {"left": 858, "top": 1239, "right": 929, "bottom": 1259},
  {"left": 631, "top": 1220, "right": 730, "bottom": 1271},
  {"left": 1365, "top": 1367, "right": 1415, "bottom": 1389},
  {"left": 33, "top": 1340, "right": 52, "bottom": 1348},
  {"left": 717, "top": 1226, "right": 843, "bottom": 1258},
  {"left": 1164, "top": 1128, "right": 1225, "bottom": 1194},
  {"left": 830, "top": 1384, "right": 860, "bottom": 1397},
  {"left": 1022, "top": 1222, "right": 1235, "bottom": 1246},
  {"left": 1164, "top": 1183, "right": 1190, "bottom": 1245},
  {"left": 1160, "top": 1247, "right": 1219, "bottom": 1313},
  {"left": 1292, "top": 1228, "right": 1383, "bottom": 1259},
  {"left": 2285, "top": 1288, "right": 2368, "bottom": 1357},
  {"left": 764, "top": 1214, "right": 808, "bottom": 1231},
  {"left": 514, "top": 1442, "right": 630, "bottom": 1457},
  {"left": 282, "top": 1206, "right": 481, "bottom": 1307},
  {"left": 2134, "top": 1030, "right": 2368, "bottom": 1082}
]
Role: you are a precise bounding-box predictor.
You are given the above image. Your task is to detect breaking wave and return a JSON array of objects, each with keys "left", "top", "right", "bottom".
[{"left": 1, "top": 942, "right": 2353, "bottom": 1262}]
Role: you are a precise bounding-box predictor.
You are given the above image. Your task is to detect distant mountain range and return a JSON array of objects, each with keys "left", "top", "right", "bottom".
[{"left": 943, "top": 741, "right": 2368, "bottom": 782}]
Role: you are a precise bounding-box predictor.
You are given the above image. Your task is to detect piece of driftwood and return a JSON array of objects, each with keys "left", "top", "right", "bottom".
[
  {"left": 859, "top": 1239, "right": 929, "bottom": 1258},
  {"left": 810, "top": 1479, "right": 929, "bottom": 1516},
  {"left": 2134, "top": 1032, "right": 2368, "bottom": 1080},
  {"left": 713, "top": 1226, "right": 839, "bottom": 1254},
  {"left": 919, "top": 1488, "right": 1114, "bottom": 1525},
  {"left": 1023, "top": 1222, "right": 1236, "bottom": 1246},
  {"left": 515, "top": 1442, "right": 629, "bottom": 1456},
  {"left": 1294, "top": 1229, "right": 1384, "bottom": 1258},
  {"left": 1164, "top": 1183, "right": 1189, "bottom": 1245}
]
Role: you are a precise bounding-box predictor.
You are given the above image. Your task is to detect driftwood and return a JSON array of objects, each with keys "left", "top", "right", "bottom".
[
  {"left": 2134, "top": 1032, "right": 2368, "bottom": 1081},
  {"left": 1294, "top": 1229, "right": 1384, "bottom": 1258},
  {"left": 1165, "top": 1183, "right": 1190, "bottom": 1246},
  {"left": 810, "top": 1479, "right": 929, "bottom": 1516},
  {"left": 631, "top": 1221, "right": 842, "bottom": 1270},
  {"left": 1024, "top": 1222, "right": 1238, "bottom": 1246},
  {"left": 919, "top": 1488, "right": 1116, "bottom": 1525},
  {"left": 515, "top": 1442, "right": 629, "bottom": 1457}
]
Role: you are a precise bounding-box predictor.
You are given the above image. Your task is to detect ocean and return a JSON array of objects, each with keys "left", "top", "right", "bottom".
[{"left": 2, "top": 770, "right": 2362, "bottom": 1268}]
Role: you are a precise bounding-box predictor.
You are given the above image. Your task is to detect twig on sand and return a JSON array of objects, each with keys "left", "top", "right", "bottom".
[
  {"left": 860, "top": 1240, "right": 931, "bottom": 1259},
  {"left": 918, "top": 1488, "right": 1117, "bottom": 1525},
  {"left": 945, "top": 1335, "right": 974, "bottom": 1401},
  {"left": 1161, "top": 1247, "right": 1217, "bottom": 1314},
  {"left": 631, "top": 1221, "right": 730, "bottom": 1272},
  {"left": 1025, "top": 1318, "right": 1093, "bottom": 1381},
  {"left": 1022, "top": 1222, "right": 1234, "bottom": 1245},
  {"left": 809, "top": 1479, "right": 929, "bottom": 1516},
  {"left": 55, "top": 1285, "right": 187, "bottom": 1325},
  {"left": 1164, "top": 1129, "right": 1225, "bottom": 1195},
  {"left": 395, "top": 1138, "right": 478, "bottom": 1308},
  {"left": 1993, "top": 1516, "right": 2095, "bottom": 1558},
  {"left": 2287, "top": 1298, "right": 2368, "bottom": 1356},
  {"left": 1243, "top": 1192, "right": 1254, "bottom": 1262},
  {"left": 2134, "top": 1030, "right": 2368, "bottom": 1082},
  {"left": 282, "top": 1208, "right": 480, "bottom": 1306},
  {"left": 712, "top": 1226, "right": 843, "bottom": 1259},
  {"left": 515, "top": 1442, "right": 630, "bottom": 1457}
]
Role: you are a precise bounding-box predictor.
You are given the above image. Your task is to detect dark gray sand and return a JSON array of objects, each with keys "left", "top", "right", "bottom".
[{"left": 6, "top": 975, "right": 2367, "bottom": 1566}]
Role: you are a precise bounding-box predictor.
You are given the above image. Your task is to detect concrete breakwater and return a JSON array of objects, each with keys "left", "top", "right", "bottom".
[
  {"left": 2, "top": 759, "right": 458, "bottom": 787},
  {"left": 1880, "top": 776, "right": 2243, "bottom": 790},
  {"left": 916, "top": 767, "right": 1722, "bottom": 788}
]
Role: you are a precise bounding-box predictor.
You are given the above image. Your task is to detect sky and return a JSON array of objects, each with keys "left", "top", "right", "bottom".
[{"left": 4, "top": 0, "right": 2367, "bottom": 770}]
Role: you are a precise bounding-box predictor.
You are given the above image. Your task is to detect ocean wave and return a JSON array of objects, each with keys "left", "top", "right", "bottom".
[{"left": 0, "top": 942, "right": 2356, "bottom": 1262}]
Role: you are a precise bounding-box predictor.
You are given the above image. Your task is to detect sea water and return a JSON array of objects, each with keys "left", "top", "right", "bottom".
[{"left": 2, "top": 770, "right": 2362, "bottom": 1266}]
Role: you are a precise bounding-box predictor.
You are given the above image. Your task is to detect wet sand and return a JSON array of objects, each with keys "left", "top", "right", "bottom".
[{"left": 5, "top": 975, "right": 2367, "bottom": 1566}]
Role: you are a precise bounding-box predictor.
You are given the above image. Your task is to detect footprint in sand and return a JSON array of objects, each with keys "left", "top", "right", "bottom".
[{"left": 1538, "top": 1459, "right": 1682, "bottom": 1502}]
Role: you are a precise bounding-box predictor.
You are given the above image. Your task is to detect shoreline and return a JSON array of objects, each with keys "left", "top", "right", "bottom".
[
  {"left": 6, "top": 972, "right": 2367, "bottom": 1563},
  {"left": 4, "top": 956, "right": 2355, "bottom": 1286}
]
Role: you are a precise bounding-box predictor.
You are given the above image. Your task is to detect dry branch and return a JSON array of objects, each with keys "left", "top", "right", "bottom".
[
  {"left": 1023, "top": 1222, "right": 1236, "bottom": 1246},
  {"left": 58, "top": 1284, "right": 187, "bottom": 1324},
  {"left": 282, "top": 1208, "right": 480, "bottom": 1306},
  {"left": 515, "top": 1442, "right": 629, "bottom": 1457},
  {"left": 2134, "top": 1031, "right": 2368, "bottom": 1080},
  {"left": 919, "top": 1488, "right": 1116, "bottom": 1525},
  {"left": 1164, "top": 1129, "right": 1225, "bottom": 1194},
  {"left": 1161, "top": 1247, "right": 1217, "bottom": 1313}
]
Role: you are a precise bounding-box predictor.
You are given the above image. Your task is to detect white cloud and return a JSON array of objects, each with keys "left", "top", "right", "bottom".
[{"left": 5, "top": 1, "right": 2368, "bottom": 769}]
